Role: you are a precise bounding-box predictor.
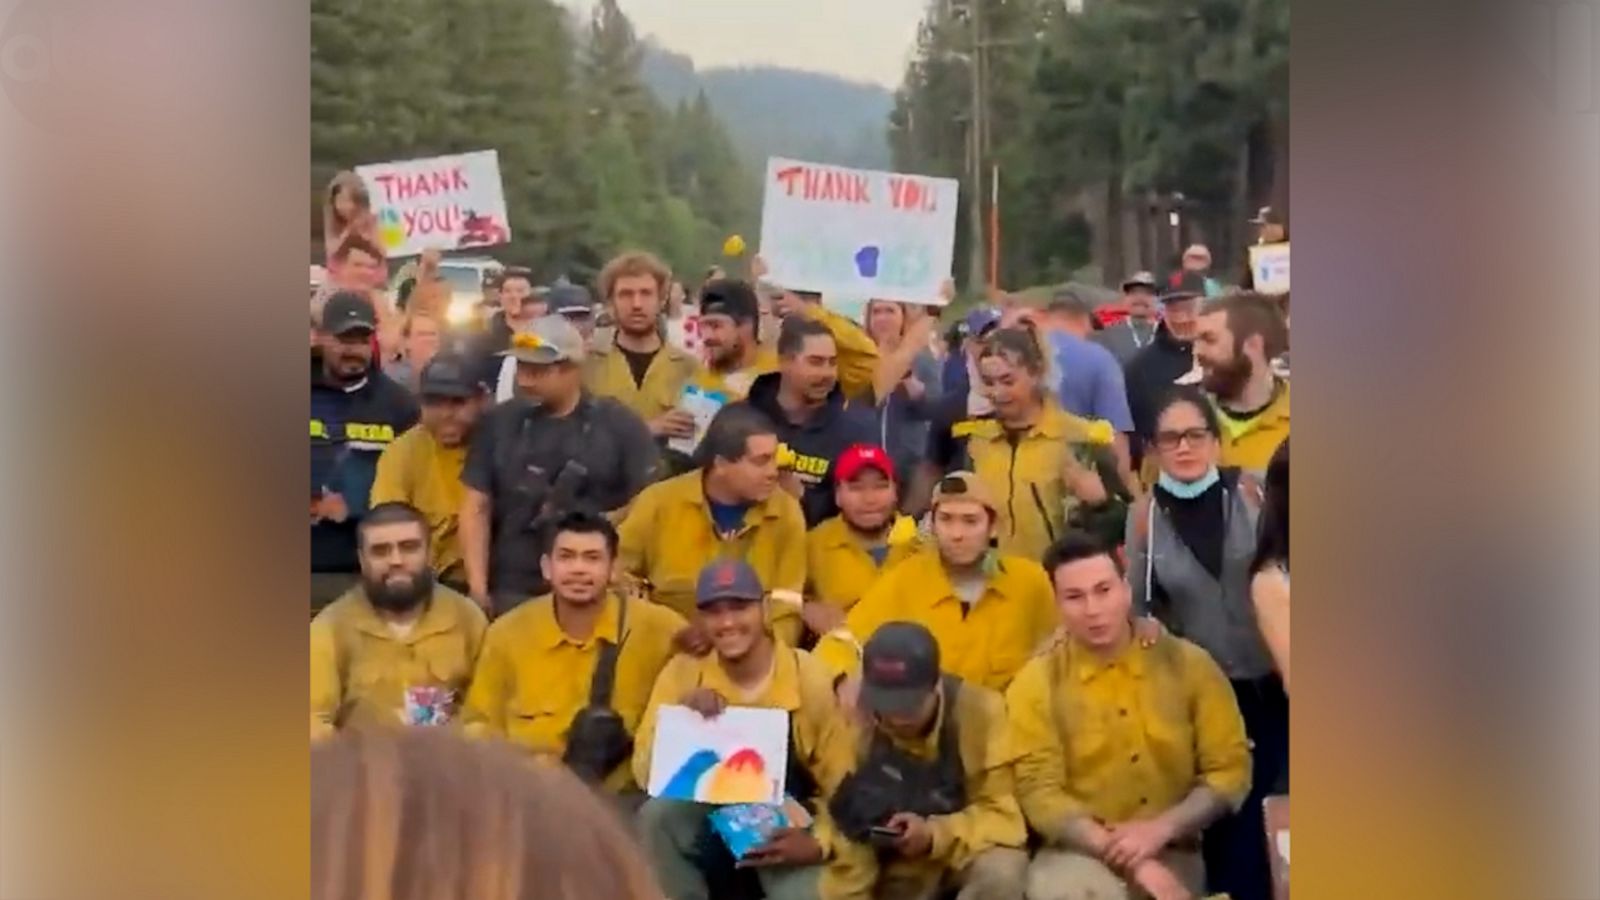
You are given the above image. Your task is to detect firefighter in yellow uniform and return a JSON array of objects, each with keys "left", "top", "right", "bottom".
[
  {"left": 581, "top": 251, "right": 703, "bottom": 430},
  {"left": 616, "top": 404, "right": 807, "bottom": 645},
  {"left": 369, "top": 354, "right": 485, "bottom": 592},
  {"left": 803, "top": 444, "right": 922, "bottom": 636},
  {"left": 460, "top": 511, "right": 685, "bottom": 796},
  {"left": 966, "top": 328, "right": 1122, "bottom": 562},
  {"left": 824, "top": 622, "right": 1029, "bottom": 899},
  {"left": 634, "top": 560, "right": 857, "bottom": 900},
  {"left": 310, "top": 503, "right": 486, "bottom": 740},
  {"left": 1008, "top": 532, "right": 1251, "bottom": 900},
  {"left": 815, "top": 472, "right": 1059, "bottom": 694}
]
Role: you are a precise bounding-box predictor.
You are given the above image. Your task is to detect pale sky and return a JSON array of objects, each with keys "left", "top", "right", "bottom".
[{"left": 566, "top": 0, "right": 929, "bottom": 89}]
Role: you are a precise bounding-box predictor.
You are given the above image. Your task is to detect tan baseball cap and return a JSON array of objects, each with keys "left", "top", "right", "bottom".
[
  {"left": 506, "top": 314, "right": 587, "bottom": 364},
  {"left": 930, "top": 471, "right": 999, "bottom": 516}
]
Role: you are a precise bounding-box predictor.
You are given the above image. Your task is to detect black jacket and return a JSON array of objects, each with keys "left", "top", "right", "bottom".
[
  {"left": 461, "top": 394, "right": 658, "bottom": 597},
  {"left": 310, "top": 355, "right": 420, "bottom": 572},
  {"left": 1124, "top": 323, "right": 1195, "bottom": 442},
  {"left": 744, "top": 373, "right": 878, "bottom": 528}
]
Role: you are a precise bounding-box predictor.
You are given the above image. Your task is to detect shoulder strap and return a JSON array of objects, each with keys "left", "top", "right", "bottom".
[
  {"left": 587, "top": 593, "right": 629, "bottom": 709},
  {"left": 937, "top": 674, "right": 964, "bottom": 766}
]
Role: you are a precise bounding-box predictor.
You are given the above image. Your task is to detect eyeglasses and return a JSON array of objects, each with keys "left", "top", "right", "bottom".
[{"left": 1152, "top": 428, "right": 1214, "bottom": 451}]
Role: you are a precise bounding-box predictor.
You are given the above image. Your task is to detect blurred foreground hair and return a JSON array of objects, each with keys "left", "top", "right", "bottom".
[{"left": 312, "top": 729, "right": 664, "bottom": 900}]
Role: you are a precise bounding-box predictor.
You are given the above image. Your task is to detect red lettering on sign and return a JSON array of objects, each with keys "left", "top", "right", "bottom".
[
  {"left": 889, "top": 176, "right": 936, "bottom": 213},
  {"left": 849, "top": 173, "right": 870, "bottom": 204},
  {"left": 451, "top": 165, "right": 469, "bottom": 191},
  {"left": 776, "top": 165, "right": 805, "bottom": 196},
  {"left": 372, "top": 173, "right": 400, "bottom": 204},
  {"left": 402, "top": 205, "right": 463, "bottom": 237}
]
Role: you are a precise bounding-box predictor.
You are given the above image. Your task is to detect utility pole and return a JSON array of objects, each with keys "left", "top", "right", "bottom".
[{"left": 965, "top": 0, "right": 986, "bottom": 297}]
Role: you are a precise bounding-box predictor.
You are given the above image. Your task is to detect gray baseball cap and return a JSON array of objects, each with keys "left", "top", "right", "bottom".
[{"left": 506, "top": 314, "right": 587, "bottom": 365}]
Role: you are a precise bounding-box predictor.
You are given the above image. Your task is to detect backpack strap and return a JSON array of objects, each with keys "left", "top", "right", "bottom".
[
  {"left": 936, "top": 674, "right": 966, "bottom": 784},
  {"left": 587, "top": 592, "right": 629, "bottom": 710}
]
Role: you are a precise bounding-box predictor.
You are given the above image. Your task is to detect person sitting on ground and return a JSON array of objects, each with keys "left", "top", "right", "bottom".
[
  {"left": 461, "top": 511, "right": 687, "bottom": 801},
  {"left": 633, "top": 560, "right": 855, "bottom": 900},
  {"left": 311, "top": 502, "right": 487, "bottom": 740},
  {"left": 826, "top": 622, "right": 1029, "bottom": 900},
  {"left": 1007, "top": 531, "right": 1250, "bottom": 900}
]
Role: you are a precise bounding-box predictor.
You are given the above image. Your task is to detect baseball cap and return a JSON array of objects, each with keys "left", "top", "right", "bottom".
[
  {"left": 419, "top": 354, "right": 480, "bottom": 398},
  {"left": 320, "top": 291, "right": 378, "bottom": 335},
  {"left": 860, "top": 622, "right": 942, "bottom": 717},
  {"left": 1121, "top": 271, "right": 1158, "bottom": 292},
  {"left": 962, "top": 306, "right": 1002, "bottom": 339},
  {"left": 548, "top": 280, "right": 594, "bottom": 317},
  {"left": 1159, "top": 270, "right": 1208, "bottom": 303},
  {"left": 835, "top": 444, "right": 896, "bottom": 484},
  {"left": 700, "top": 278, "right": 760, "bottom": 324},
  {"left": 929, "top": 471, "right": 998, "bottom": 516},
  {"left": 507, "top": 314, "right": 587, "bottom": 365},
  {"left": 694, "top": 559, "right": 766, "bottom": 608}
]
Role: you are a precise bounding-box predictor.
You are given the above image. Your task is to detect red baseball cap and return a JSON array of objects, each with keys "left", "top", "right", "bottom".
[{"left": 835, "top": 444, "right": 896, "bottom": 484}]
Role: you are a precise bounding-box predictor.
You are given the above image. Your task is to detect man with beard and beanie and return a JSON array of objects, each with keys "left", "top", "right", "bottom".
[
  {"left": 312, "top": 291, "right": 421, "bottom": 614},
  {"left": 371, "top": 354, "right": 486, "bottom": 594},
  {"left": 1193, "top": 292, "right": 1290, "bottom": 477},
  {"left": 634, "top": 560, "right": 856, "bottom": 900},
  {"left": 815, "top": 473, "right": 1058, "bottom": 697},
  {"left": 688, "top": 277, "right": 778, "bottom": 401},
  {"left": 826, "top": 622, "right": 1029, "bottom": 900},
  {"left": 582, "top": 251, "right": 702, "bottom": 439},
  {"left": 461, "top": 511, "right": 688, "bottom": 800},
  {"left": 803, "top": 444, "right": 922, "bottom": 639},
  {"left": 743, "top": 316, "right": 878, "bottom": 528},
  {"left": 460, "top": 314, "right": 658, "bottom": 618},
  {"left": 1124, "top": 271, "right": 1205, "bottom": 475},
  {"left": 310, "top": 502, "right": 488, "bottom": 740}
]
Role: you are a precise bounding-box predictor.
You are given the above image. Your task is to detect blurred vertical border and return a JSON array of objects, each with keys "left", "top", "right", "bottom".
[{"left": 0, "top": 0, "right": 310, "bottom": 897}]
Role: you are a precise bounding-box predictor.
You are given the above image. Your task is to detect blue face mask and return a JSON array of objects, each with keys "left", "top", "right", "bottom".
[{"left": 1158, "top": 467, "right": 1220, "bottom": 499}]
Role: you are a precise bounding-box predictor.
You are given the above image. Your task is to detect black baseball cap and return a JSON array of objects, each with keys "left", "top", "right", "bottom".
[
  {"left": 860, "top": 622, "right": 942, "bottom": 717},
  {"left": 1159, "top": 270, "right": 1208, "bottom": 303},
  {"left": 699, "top": 278, "right": 760, "bottom": 324},
  {"left": 419, "top": 354, "right": 480, "bottom": 399},
  {"left": 320, "top": 291, "right": 378, "bottom": 335},
  {"left": 549, "top": 281, "right": 595, "bottom": 317}
]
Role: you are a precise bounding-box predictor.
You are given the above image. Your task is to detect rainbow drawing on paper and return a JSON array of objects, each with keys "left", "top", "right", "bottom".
[{"left": 647, "top": 706, "right": 790, "bottom": 805}]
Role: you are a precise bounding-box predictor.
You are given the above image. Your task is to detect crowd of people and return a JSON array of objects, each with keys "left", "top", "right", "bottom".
[{"left": 309, "top": 171, "right": 1291, "bottom": 900}]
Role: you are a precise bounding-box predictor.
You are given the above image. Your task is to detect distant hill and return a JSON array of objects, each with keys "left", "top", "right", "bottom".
[{"left": 641, "top": 42, "right": 894, "bottom": 172}]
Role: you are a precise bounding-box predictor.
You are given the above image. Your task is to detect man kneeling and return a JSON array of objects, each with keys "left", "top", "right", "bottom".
[{"left": 828, "top": 622, "right": 1028, "bottom": 900}]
